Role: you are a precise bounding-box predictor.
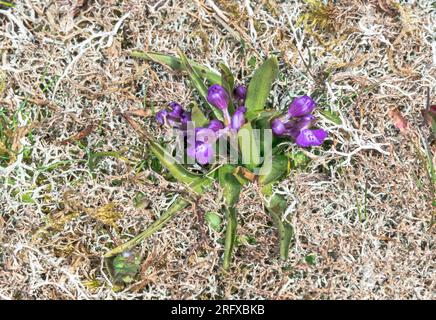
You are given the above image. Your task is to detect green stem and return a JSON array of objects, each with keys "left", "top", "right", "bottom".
[
  {"left": 104, "top": 197, "right": 190, "bottom": 257},
  {"left": 222, "top": 207, "right": 237, "bottom": 271},
  {"left": 265, "top": 194, "right": 293, "bottom": 260}
]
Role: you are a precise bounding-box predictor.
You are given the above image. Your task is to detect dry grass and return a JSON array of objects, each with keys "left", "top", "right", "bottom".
[{"left": 0, "top": 0, "right": 435, "bottom": 299}]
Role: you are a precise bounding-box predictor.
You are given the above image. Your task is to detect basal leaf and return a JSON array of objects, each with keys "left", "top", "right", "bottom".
[
  {"left": 177, "top": 49, "right": 223, "bottom": 121},
  {"left": 112, "top": 251, "right": 141, "bottom": 284},
  {"left": 191, "top": 103, "right": 209, "bottom": 127},
  {"left": 104, "top": 197, "right": 190, "bottom": 257},
  {"left": 205, "top": 211, "right": 222, "bottom": 232},
  {"left": 218, "top": 164, "right": 242, "bottom": 207},
  {"left": 218, "top": 165, "right": 241, "bottom": 270},
  {"left": 245, "top": 57, "right": 279, "bottom": 121},
  {"left": 264, "top": 194, "right": 293, "bottom": 260},
  {"left": 258, "top": 154, "right": 289, "bottom": 185},
  {"left": 131, "top": 51, "right": 221, "bottom": 84},
  {"left": 148, "top": 139, "right": 207, "bottom": 193},
  {"left": 319, "top": 109, "right": 341, "bottom": 125},
  {"left": 238, "top": 122, "right": 261, "bottom": 170}
]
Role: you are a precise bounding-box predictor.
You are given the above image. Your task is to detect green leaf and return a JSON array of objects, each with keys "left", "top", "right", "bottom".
[
  {"left": 20, "top": 192, "right": 35, "bottom": 204},
  {"left": 238, "top": 122, "right": 261, "bottom": 170},
  {"left": 219, "top": 63, "right": 235, "bottom": 112},
  {"left": 148, "top": 139, "right": 207, "bottom": 193},
  {"left": 250, "top": 109, "right": 281, "bottom": 123},
  {"left": 305, "top": 254, "right": 316, "bottom": 266},
  {"left": 88, "top": 151, "right": 125, "bottom": 172},
  {"left": 112, "top": 252, "right": 141, "bottom": 284},
  {"left": 319, "top": 109, "right": 341, "bottom": 125},
  {"left": 259, "top": 154, "right": 289, "bottom": 185},
  {"left": 205, "top": 212, "right": 222, "bottom": 232},
  {"left": 222, "top": 206, "right": 237, "bottom": 271},
  {"left": 133, "top": 192, "right": 149, "bottom": 209},
  {"left": 0, "top": 1, "right": 15, "bottom": 8},
  {"left": 177, "top": 48, "right": 223, "bottom": 121},
  {"left": 131, "top": 51, "right": 221, "bottom": 84},
  {"left": 245, "top": 57, "right": 279, "bottom": 121},
  {"left": 218, "top": 165, "right": 241, "bottom": 270},
  {"left": 191, "top": 103, "right": 209, "bottom": 127},
  {"left": 264, "top": 194, "right": 293, "bottom": 260},
  {"left": 432, "top": 117, "right": 436, "bottom": 138},
  {"left": 288, "top": 151, "right": 311, "bottom": 170},
  {"left": 104, "top": 197, "right": 190, "bottom": 257},
  {"left": 218, "top": 165, "right": 242, "bottom": 207}
]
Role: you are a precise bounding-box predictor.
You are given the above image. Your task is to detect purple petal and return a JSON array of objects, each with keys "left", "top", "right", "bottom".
[
  {"left": 195, "top": 142, "right": 214, "bottom": 165},
  {"left": 295, "top": 129, "right": 328, "bottom": 147},
  {"left": 288, "top": 96, "right": 316, "bottom": 118},
  {"left": 230, "top": 106, "right": 246, "bottom": 131},
  {"left": 233, "top": 85, "right": 247, "bottom": 101},
  {"left": 195, "top": 127, "right": 216, "bottom": 144},
  {"left": 271, "top": 118, "right": 286, "bottom": 136},
  {"left": 168, "top": 102, "right": 183, "bottom": 118},
  {"left": 208, "top": 119, "right": 224, "bottom": 132},
  {"left": 180, "top": 111, "right": 191, "bottom": 125},
  {"left": 207, "top": 84, "right": 230, "bottom": 110},
  {"left": 283, "top": 114, "right": 316, "bottom": 139},
  {"left": 155, "top": 109, "right": 168, "bottom": 125},
  {"left": 186, "top": 143, "right": 196, "bottom": 159}
]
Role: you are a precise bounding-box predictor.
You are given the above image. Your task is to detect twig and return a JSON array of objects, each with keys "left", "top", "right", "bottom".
[{"left": 51, "top": 13, "right": 131, "bottom": 100}]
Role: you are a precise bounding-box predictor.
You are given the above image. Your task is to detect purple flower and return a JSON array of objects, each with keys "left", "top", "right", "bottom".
[
  {"left": 187, "top": 141, "right": 215, "bottom": 165},
  {"left": 208, "top": 119, "right": 224, "bottom": 132},
  {"left": 295, "top": 129, "right": 328, "bottom": 148},
  {"left": 156, "top": 109, "right": 169, "bottom": 125},
  {"left": 233, "top": 85, "right": 247, "bottom": 101},
  {"left": 186, "top": 126, "right": 218, "bottom": 165},
  {"left": 156, "top": 102, "right": 190, "bottom": 129},
  {"left": 231, "top": 106, "right": 246, "bottom": 131},
  {"left": 271, "top": 95, "right": 328, "bottom": 147},
  {"left": 271, "top": 118, "right": 286, "bottom": 136},
  {"left": 168, "top": 102, "right": 183, "bottom": 118},
  {"left": 180, "top": 111, "right": 191, "bottom": 125},
  {"left": 288, "top": 96, "right": 316, "bottom": 118},
  {"left": 207, "top": 84, "right": 230, "bottom": 110},
  {"left": 195, "top": 127, "right": 216, "bottom": 144},
  {"left": 283, "top": 114, "right": 316, "bottom": 139}
]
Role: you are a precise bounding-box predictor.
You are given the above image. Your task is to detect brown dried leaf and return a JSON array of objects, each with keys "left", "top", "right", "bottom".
[
  {"left": 61, "top": 124, "right": 95, "bottom": 145},
  {"left": 388, "top": 108, "right": 409, "bottom": 134},
  {"left": 234, "top": 166, "right": 256, "bottom": 182},
  {"left": 127, "top": 108, "right": 151, "bottom": 118}
]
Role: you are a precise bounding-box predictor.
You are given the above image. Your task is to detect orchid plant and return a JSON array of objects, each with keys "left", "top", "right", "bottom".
[{"left": 104, "top": 49, "right": 328, "bottom": 270}]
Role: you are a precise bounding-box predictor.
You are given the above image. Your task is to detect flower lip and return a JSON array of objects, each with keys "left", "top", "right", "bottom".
[
  {"left": 288, "top": 95, "right": 316, "bottom": 118},
  {"left": 295, "top": 129, "right": 328, "bottom": 148},
  {"left": 195, "top": 142, "right": 214, "bottom": 165},
  {"left": 187, "top": 141, "right": 214, "bottom": 165},
  {"left": 207, "top": 84, "right": 230, "bottom": 110}
]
